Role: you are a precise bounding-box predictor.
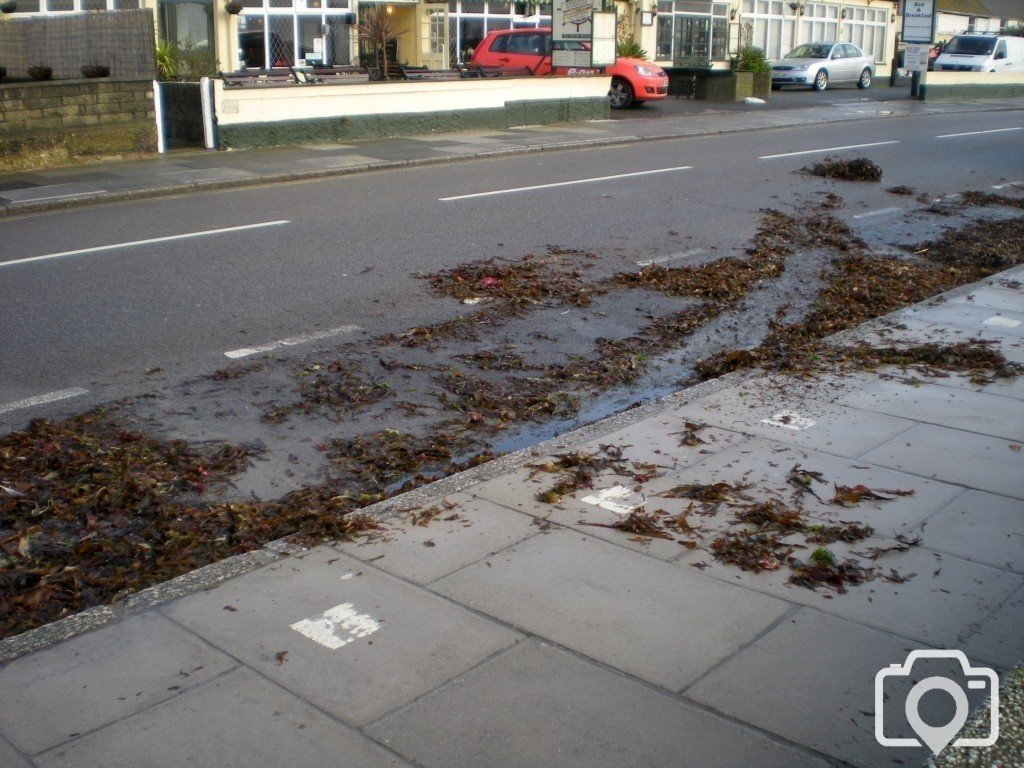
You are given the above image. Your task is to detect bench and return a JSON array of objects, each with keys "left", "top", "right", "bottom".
[
  {"left": 398, "top": 66, "right": 465, "bottom": 81},
  {"left": 221, "top": 69, "right": 296, "bottom": 87},
  {"left": 474, "top": 65, "right": 535, "bottom": 78},
  {"left": 296, "top": 65, "right": 374, "bottom": 84}
]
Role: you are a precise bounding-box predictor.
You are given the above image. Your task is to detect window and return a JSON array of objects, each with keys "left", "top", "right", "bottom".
[
  {"left": 740, "top": 0, "right": 796, "bottom": 59},
  {"left": 9, "top": 0, "right": 137, "bottom": 10},
  {"left": 799, "top": 2, "right": 837, "bottom": 43},
  {"left": 655, "top": 0, "right": 729, "bottom": 64},
  {"left": 449, "top": 0, "right": 551, "bottom": 62},
  {"left": 841, "top": 5, "right": 886, "bottom": 62},
  {"left": 237, "top": 0, "right": 352, "bottom": 68}
]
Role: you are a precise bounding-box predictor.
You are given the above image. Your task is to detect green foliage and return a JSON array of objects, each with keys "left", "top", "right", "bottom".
[
  {"left": 616, "top": 38, "right": 649, "bottom": 60},
  {"left": 178, "top": 40, "right": 217, "bottom": 80},
  {"left": 155, "top": 41, "right": 178, "bottom": 81},
  {"left": 732, "top": 44, "right": 772, "bottom": 73},
  {"left": 1003, "top": 24, "right": 1024, "bottom": 37},
  {"left": 810, "top": 547, "right": 835, "bottom": 567},
  {"left": 357, "top": 6, "right": 410, "bottom": 80}
]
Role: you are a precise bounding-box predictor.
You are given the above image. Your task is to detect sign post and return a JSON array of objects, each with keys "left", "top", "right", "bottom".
[{"left": 902, "top": 0, "right": 936, "bottom": 99}]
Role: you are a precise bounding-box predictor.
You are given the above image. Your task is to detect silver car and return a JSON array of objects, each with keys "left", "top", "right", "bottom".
[{"left": 770, "top": 42, "right": 874, "bottom": 91}]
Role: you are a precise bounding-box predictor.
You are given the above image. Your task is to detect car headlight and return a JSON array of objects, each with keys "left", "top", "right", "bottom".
[
  {"left": 635, "top": 65, "right": 663, "bottom": 77},
  {"left": 791, "top": 64, "right": 810, "bottom": 71}
]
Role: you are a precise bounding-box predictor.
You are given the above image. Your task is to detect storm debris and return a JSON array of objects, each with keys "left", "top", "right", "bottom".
[{"left": 804, "top": 156, "right": 882, "bottom": 182}]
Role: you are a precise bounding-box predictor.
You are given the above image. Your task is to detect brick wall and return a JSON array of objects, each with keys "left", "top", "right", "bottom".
[{"left": 0, "top": 79, "right": 156, "bottom": 168}]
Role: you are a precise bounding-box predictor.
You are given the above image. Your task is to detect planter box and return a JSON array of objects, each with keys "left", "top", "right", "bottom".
[{"left": 752, "top": 71, "right": 771, "bottom": 100}]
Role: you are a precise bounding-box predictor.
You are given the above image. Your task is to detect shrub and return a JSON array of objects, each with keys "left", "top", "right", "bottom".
[{"left": 732, "top": 45, "right": 772, "bottom": 73}]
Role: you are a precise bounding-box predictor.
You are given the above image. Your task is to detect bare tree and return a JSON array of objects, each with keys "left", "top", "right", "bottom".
[{"left": 357, "top": 5, "right": 410, "bottom": 80}]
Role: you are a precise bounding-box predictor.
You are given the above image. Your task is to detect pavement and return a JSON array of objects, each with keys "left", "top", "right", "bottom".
[
  {"left": 0, "top": 249, "right": 1022, "bottom": 765},
  {"left": 1, "top": 86, "right": 1023, "bottom": 218},
  {"left": 1, "top": 88, "right": 1023, "bottom": 768}
]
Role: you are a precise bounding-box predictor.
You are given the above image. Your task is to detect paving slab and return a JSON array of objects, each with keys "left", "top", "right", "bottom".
[
  {"left": 162, "top": 546, "right": 520, "bottom": 726},
  {"left": 675, "top": 537, "right": 1022, "bottom": 649},
  {"left": 834, "top": 376, "right": 1024, "bottom": 442},
  {"left": 920, "top": 490, "right": 1024, "bottom": 573},
  {"left": 334, "top": 493, "right": 538, "bottom": 585},
  {"left": 0, "top": 737, "right": 31, "bottom": 768},
  {"left": 951, "top": 283, "right": 1024, "bottom": 314},
  {"left": 368, "top": 639, "right": 830, "bottom": 768},
  {"left": 961, "top": 584, "right": 1024, "bottom": 671},
  {"left": 859, "top": 423, "right": 1024, "bottom": 499},
  {"left": 0, "top": 611, "right": 236, "bottom": 755},
  {"left": 852, "top": 318, "right": 1024, "bottom": 365},
  {"left": 33, "top": 668, "right": 409, "bottom": 768},
  {"left": 686, "top": 609, "right": 992, "bottom": 768},
  {"left": 666, "top": 377, "right": 918, "bottom": 458},
  {"left": 901, "top": 301, "right": 1024, "bottom": 338},
  {"left": 432, "top": 528, "right": 791, "bottom": 691}
]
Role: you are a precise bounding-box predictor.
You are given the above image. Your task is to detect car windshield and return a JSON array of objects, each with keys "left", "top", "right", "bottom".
[
  {"left": 786, "top": 44, "right": 831, "bottom": 59},
  {"left": 944, "top": 36, "right": 996, "bottom": 55}
]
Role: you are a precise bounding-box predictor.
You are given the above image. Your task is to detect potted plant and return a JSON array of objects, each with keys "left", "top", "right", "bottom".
[
  {"left": 356, "top": 5, "right": 409, "bottom": 81},
  {"left": 224, "top": 0, "right": 243, "bottom": 14},
  {"left": 28, "top": 65, "right": 52, "bottom": 81},
  {"left": 731, "top": 45, "right": 772, "bottom": 99},
  {"left": 0, "top": 0, "right": 17, "bottom": 13},
  {"left": 81, "top": 64, "right": 110, "bottom": 78}
]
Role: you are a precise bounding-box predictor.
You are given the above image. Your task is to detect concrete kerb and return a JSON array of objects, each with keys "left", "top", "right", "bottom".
[
  {"left": 1, "top": 239, "right": 1020, "bottom": 664},
  {"left": 0, "top": 367, "right": 748, "bottom": 665},
  {"left": 2, "top": 98, "right": 1021, "bottom": 220}
]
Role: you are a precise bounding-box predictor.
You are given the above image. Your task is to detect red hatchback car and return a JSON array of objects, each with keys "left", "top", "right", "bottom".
[{"left": 469, "top": 27, "right": 668, "bottom": 108}]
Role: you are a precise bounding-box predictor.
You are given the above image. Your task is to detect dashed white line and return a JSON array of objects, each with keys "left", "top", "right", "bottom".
[
  {"left": 992, "top": 181, "right": 1024, "bottom": 190},
  {"left": 0, "top": 387, "right": 88, "bottom": 416},
  {"left": 759, "top": 141, "right": 899, "bottom": 160},
  {"left": 853, "top": 207, "right": 903, "bottom": 220},
  {"left": 0, "top": 220, "right": 291, "bottom": 270},
  {"left": 439, "top": 166, "right": 693, "bottom": 201},
  {"left": 225, "top": 324, "right": 360, "bottom": 358},
  {"left": 936, "top": 127, "right": 1023, "bottom": 139}
]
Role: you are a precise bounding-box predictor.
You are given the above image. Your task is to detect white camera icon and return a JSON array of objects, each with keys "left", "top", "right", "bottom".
[{"left": 875, "top": 650, "right": 999, "bottom": 754}]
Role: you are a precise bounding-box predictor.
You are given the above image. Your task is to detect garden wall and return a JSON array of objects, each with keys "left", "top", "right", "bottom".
[{"left": 922, "top": 71, "right": 1024, "bottom": 100}]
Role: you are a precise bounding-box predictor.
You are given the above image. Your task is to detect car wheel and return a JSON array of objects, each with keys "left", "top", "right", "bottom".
[
  {"left": 811, "top": 69, "right": 828, "bottom": 91},
  {"left": 609, "top": 77, "right": 634, "bottom": 109},
  {"left": 857, "top": 67, "right": 871, "bottom": 88}
]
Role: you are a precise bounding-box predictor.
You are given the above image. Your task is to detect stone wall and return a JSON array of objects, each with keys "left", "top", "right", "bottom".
[{"left": 0, "top": 79, "right": 156, "bottom": 169}]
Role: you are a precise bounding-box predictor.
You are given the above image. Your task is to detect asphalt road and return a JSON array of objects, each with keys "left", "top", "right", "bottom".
[{"left": 1, "top": 106, "right": 1022, "bottom": 424}]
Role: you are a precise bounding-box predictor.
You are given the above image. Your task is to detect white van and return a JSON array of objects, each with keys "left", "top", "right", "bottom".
[{"left": 934, "top": 34, "right": 1024, "bottom": 72}]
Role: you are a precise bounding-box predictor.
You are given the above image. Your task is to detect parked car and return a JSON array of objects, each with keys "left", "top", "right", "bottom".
[
  {"left": 770, "top": 42, "right": 873, "bottom": 91},
  {"left": 469, "top": 28, "right": 668, "bottom": 108},
  {"left": 934, "top": 34, "right": 1024, "bottom": 72}
]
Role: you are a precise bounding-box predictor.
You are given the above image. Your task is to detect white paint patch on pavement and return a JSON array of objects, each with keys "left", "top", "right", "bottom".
[
  {"left": 0, "top": 221, "right": 291, "bottom": 271},
  {"left": 225, "top": 324, "right": 360, "bottom": 358},
  {"left": 290, "top": 602, "right": 380, "bottom": 650},
  {"left": 759, "top": 141, "right": 899, "bottom": 160},
  {"left": 983, "top": 315, "right": 1022, "bottom": 329},
  {"left": 992, "top": 181, "right": 1023, "bottom": 190},
  {"left": 581, "top": 485, "right": 637, "bottom": 516},
  {"left": 761, "top": 410, "right": 816, "bottom": 431},
  {"left": 936, "top": 127, "right": 1022, "bottom": 139},
  {"left": 439, "top": 166, "right": 693, "bottom": 202},
  {"left": 853, "top": 207, "right": 903, "bottom": 220},
  {"left": 636, "top": 248, "right": 704, "bottom": 267},
  {"left": 0, "top": 387, "right": 88, "bottom": 416}
]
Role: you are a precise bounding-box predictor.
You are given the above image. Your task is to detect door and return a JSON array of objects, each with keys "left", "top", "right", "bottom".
[
  {"left": 673, "top": 16, "right": 711, "bottom": 67},
  {"left": 419, "top": 2, "right": 449, "bottom": 69}
]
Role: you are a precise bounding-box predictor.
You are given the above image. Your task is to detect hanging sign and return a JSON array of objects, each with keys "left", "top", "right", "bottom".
[{"left": 903, "top": 0, "right": 936, "bottom": 45}]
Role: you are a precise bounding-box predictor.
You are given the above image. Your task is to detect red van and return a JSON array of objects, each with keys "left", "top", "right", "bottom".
[{"left": 469, "top": 28, "right": 669, "bottom": 108}]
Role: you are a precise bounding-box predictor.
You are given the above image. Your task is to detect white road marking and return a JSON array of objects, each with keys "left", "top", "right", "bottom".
[
  {"left": 636, "top": 248, "right": 704, "bottom": 267},
  {"left": 0, "top": 387, "right": 88, "bottom": 416},
  {"left": 291, "top": 602, "right": 380, "bottom": 650},
  {"left": 992, "top": 181, "right": 1024, "bottom": 190},
  {"left": 983, "top": 315, "right": 1021, "bottom": 329},
  {"left": 0, "top": 221, "right": 290, "bottom": 271},
  {"left": 759, "top": 141, "right": 899, "bottom": 160},
  {"left": 853, "top": 207, "right": 903, "bottom": 220},
  {"left": 761, "top": 410, "right": 816, "bottom": 431},
  {"left": 439, "top": 166, "right": 693, "bottom": 201},
  {"left": 936, "top": 127, "right": 1023, "bottom": 139},
  {"left": 581, "top": 485, "right": 637, "bottom": 516},
  {"left": 224, "top": 324, "right": 360, "bottom": 359}
]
